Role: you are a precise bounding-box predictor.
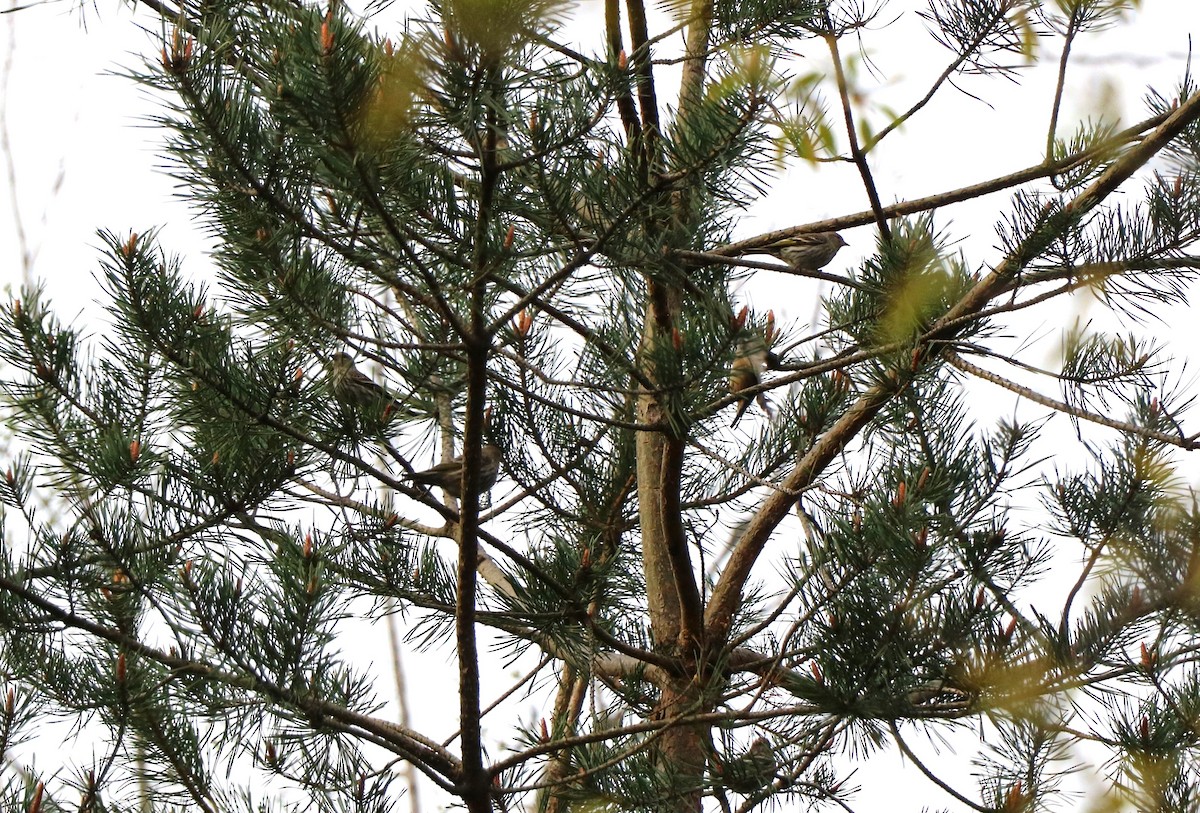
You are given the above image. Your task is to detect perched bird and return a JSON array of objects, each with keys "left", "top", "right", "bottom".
[
  {"left": 758, "top": 231, "right": 847, "bottom": 272},
  {"left": 328, "top": 352, "right": 398, "bottom": 419},
  {"left": 729, "top": 337, "right": 771, "bottom": 427},
  {"left": 716, "top": 736, "right": 777, "bottom": 794},
  {"left": 410, "top": 444, "right": 502, "bottom": 499},
  {"left": 573, "top": 193, "right": 615, "bottom": 234}
]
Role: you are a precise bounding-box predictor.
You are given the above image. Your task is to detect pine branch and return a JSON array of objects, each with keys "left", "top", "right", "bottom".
[
  {"left": 707, "top": 89, "right": 1200, "bottom": 643},
  {"left": 0, "top": 571, "right": 465, "bottom": 787},
  {"left": 945, "top": 350, "right": 1195, "bottom": 450},
  {"left": 712, "top": 108, "right": 1175, "bottom": 256}
]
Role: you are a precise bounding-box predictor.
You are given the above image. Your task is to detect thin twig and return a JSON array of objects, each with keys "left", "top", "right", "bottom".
[
  {"left": 1046, "top": 10, "right": 1080, "bottom": 160},
  {"left": 945, "top": 350, "right": 1195, "bottom": 450},
  {"left": 888, "top": 720, "right": 990, "bottom": 812},
  {"left": 384, "top": 600, "right": 423, "bottom": 813},
  {"left": 825, "top": 31, "right": 891, "bottom": 241}
]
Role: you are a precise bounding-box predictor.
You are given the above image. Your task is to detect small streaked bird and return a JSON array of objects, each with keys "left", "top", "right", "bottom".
[
  {"left": 729, "top": 337, "right": 771, "bottom": 427},
  {"left": 410, "top": 444, "right": 502, "bottom": 499},
  {"left": 757, "top": 231, "right": 847, "bottom": 272},
  {"left": 328, "top": 352, "right": 398, "bottom": 420},
  {"left": 717, "top": 736, "right": 777, "bottom": 794}
]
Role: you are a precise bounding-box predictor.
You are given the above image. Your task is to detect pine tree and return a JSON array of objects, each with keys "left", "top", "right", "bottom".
[{"left": 3, "top": 1, "right": 1200, "bottom": 812}]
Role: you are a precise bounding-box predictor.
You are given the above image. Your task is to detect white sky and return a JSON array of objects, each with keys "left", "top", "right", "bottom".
[{"left": 3, "top": 1, "right": 1200, "bottom": 811}]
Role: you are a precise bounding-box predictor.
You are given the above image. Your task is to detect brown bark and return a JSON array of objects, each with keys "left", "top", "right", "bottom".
[
  {"left": 633, "top": 0, "right": 721, "bottom": 804},
  {"left": 538, "top": 664, "right": 588, "bottom": 813}
]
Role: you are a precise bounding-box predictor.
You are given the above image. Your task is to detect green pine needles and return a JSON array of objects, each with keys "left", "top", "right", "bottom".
[{"left": 3, "top": 1, "right": 1200, "bottom": 812}]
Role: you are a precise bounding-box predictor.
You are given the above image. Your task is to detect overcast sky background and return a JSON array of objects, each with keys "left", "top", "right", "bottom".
[{"left": 3, "top": 1, "right": 1200, "bottom": 811}]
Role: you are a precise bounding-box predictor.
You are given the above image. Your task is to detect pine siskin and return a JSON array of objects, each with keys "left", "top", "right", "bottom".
[
  {"left": 716, "top": 736, "right": 777, "bottom": 794},
  {"left": 729, "top": 337, "right": 771, "bottom": 427},
  {"left": 758, "top": 231, "right": 847, "bottom": 272},
  {"left": 410, "top": 444, "right": 502, "bottom": 499},
  {"left": 328, "top": 352, "right": 398, "bottom": 419}
]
